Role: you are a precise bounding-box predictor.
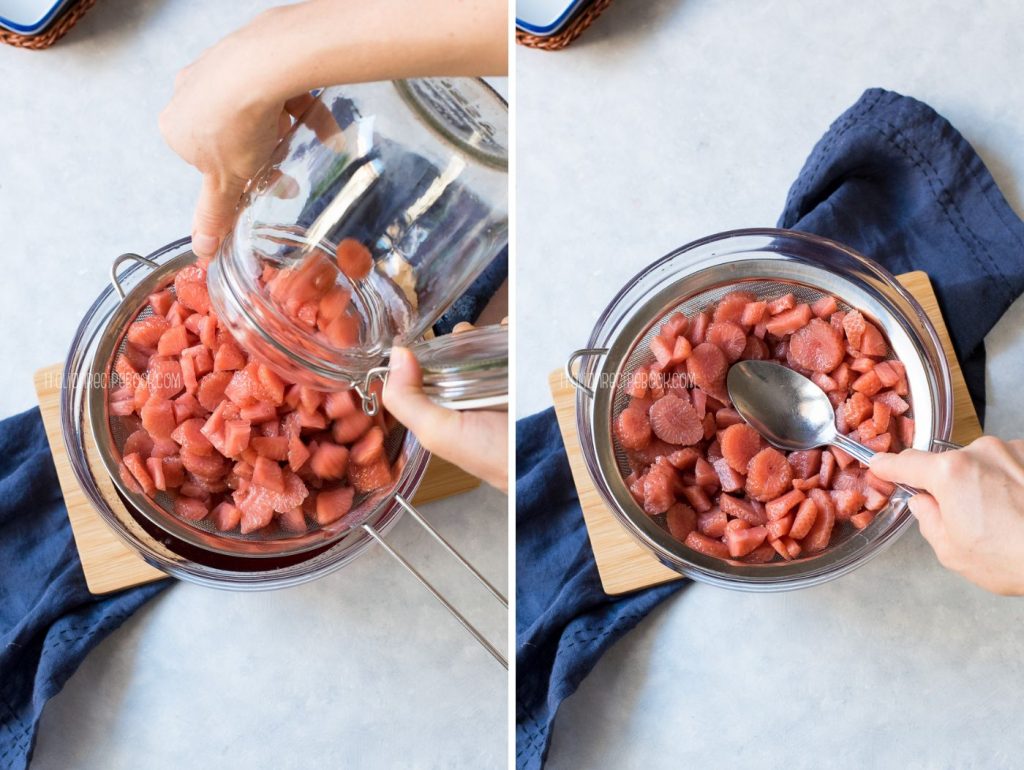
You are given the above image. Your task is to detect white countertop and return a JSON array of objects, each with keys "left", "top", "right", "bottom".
[
  {"left": 518, "top": 0, "right": 1024, "bottom": 767},
  {"left": 0, "top": 2, "right": 507, "bottom": 767}
]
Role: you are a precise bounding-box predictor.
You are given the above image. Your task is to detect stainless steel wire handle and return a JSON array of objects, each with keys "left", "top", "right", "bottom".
[
  {"left": 363, "top": 493, "right": 508, "bottom": 668},
  {"left": 565, "top": 348, "right": 608, "bottom": 399},
  {"left": 111, "top": 252, "right": 161, "bottom": 298}
]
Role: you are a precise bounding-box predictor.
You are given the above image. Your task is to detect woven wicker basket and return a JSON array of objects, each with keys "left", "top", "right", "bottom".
[
  {"left": 1, "top": 0, "right": 97, "bottom": 50},
  {"left": 516, "top": 0, "right": 613, "bottom": 50}
]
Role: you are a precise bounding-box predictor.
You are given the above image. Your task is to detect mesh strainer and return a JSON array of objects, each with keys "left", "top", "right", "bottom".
[
  {"left": 93, "top": 250, "right": 409, "bottom": 559},
  {"left": 568, "top": 229, "right": 955, "bottom": 591},
  {"left": 69, "top": 240, "right": 505, "bottom": 665}
]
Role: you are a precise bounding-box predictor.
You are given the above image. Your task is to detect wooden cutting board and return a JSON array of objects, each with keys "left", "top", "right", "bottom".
[
  {"left": 34, "top": 364, "right": 480, "bottom": 595},
  {"left": 549, "top": 271, "right": 984, "bottom": 596}
]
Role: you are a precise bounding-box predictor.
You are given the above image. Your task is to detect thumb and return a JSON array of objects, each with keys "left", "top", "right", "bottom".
[
  {"left": 382, "top": 347, "right": 460, "bottom": 453},
  {"left": 869, "top": 449, "right": 941, "bottom": 490},
  {"left": 192, "top": 173, "right": 246, "bottom": 259}
]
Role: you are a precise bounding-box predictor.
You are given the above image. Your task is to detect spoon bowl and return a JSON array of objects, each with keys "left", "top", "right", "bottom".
[{"left": 727, "top": 360, "right": 884, "bottom": 470}]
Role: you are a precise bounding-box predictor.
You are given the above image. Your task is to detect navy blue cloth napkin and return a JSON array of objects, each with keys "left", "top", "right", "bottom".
[
  {"left": 515, "top": 87, "right": 1024, "bottom": 769},
  {"left": 0, "top": 408, "right": 168, "bottom": 770}
]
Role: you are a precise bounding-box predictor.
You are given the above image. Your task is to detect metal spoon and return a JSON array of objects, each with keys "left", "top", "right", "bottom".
[{"left": 726, "top": 360, "right": 922, "bottom": 494}]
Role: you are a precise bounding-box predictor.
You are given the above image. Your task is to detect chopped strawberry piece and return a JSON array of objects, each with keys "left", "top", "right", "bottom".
[
  {"left": 706, "top": 321, "right": 746, "bottom": 362},
  {"left": 708, "top": 456, "right": 742, "bottom": 492},
  {"left": 315, "top": 485, "right": 356, "bottom": 525},
  {"left": 223, "top": 419, "right": 252, "bottom": 457},
  {"left": 725, "top": 524, "right": 767, "bottom": 558},
  {"left": 686, "top": 343, "right": 728, "bottom": 397},
  {"left": 171, "top": 418, "right": 215, "bottom": 455},
  {"left": 745, "top": 448, "right": 793, "bottom": 502},
  {"left": 764, "top": 304, "right": 813, "bottom": 336},
  {"left": 252, "top": 456, "right": 285, "bottom": 493},
  {"left": 127, "top": 315, "right": 170, "bottom": 348},
  {"left": 788, "top": 318, "right": 844, "bottom": 373},
  {"left": 211, "top": 502, "right": 242, "bottom": 531},
  {"left": 719, "top": 423, "right": 762, "bottom": 473},
  {"left": 684, "top": 531, "right": 730, "bottom": 559},
  {"left": 173, "top": 496, "right": 210, "bottom": 521},
  {"left": 681, "top": 485, "right": 712, "bottom": 512},
  {"left": 252, "top": 435, "right": 289, "bottom": 461},
  {"left": 174, "top": 265, "right": 211, "bottom": 314},
  {"left": 141, "top": 398, "right": 176, "bottom": 439},
  {"left": 697, "top": 507, "right": 728, "bottom": 538},
  {"left": 649, "top": 395, "right": 703, "bottom": 446},
  {"left": 811, "top": 295, "right": 838, "bottom": 319},
  {"left": 332, "top": 410, "right": 374, "bottom": 444},
  {"left": 686, "top": 311, "right": 710, "bottom": 346},
  {"left": 615, "top": 407, "right": 652, "bottom": 450},
  {"left": 767, "top": 293, "right": 796, "bottom": 315},
  {"left": 740, "top": 301, "right": 768, "bottom": 327},
  {"left": 348, "top": 458, "right": 393, "bottom": 493},
  {"left": 873, "top": 390, "right": 910, "bottom": 416},
  {"left": 123, "top": 452, "right": 156, "bottom": 495},
  {"left": 310, "top": 441, "right": 350, "bottom": 480},
  {"left": 335, "top": 238, "right": 373, "bottom": 280},
  {"left": 720, "top": 493, "right": 766, "bottom": 525},
  {"left": 789, "top": 497, "right": 819, "bottom": 540},
  {"left": 713, "top": 291, "right": 757, "bottom": 324}
]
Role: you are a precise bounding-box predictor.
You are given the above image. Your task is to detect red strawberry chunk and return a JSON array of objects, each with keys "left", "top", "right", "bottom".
[
  {"left": 706, "top": 322, "right": 746, "bottom": 362},
  {"left": 685, "top": 531, "right": 730, "bottom": 559},
  {"left": 252, "top": 456, "right": 285, "bottom": 492},
  {"left": 310, "top": 442, "right": 350, "bottom": 480},
  {"left": 123, "top": 452, "right": 156, "bottom": 495},
  {"left": 745, "top": 448, "right": 793, "bottom": 502},
  {"left": 157, "top": 325, "right": 191, "bottom": 356},
  {"left": 725, "top": 524, "right": 767, "bottom": 558},
  {"left": 212, "top": 502, "right": 242, "bottom": 531},
  {"left": 649, "top": 395, "right": 703, "bottom": 445},
  {"left": 765, "top": 304, "right": 813, "bottom": 336},
  {"left": 349, "top": 458, "right": 393, "bottom": 493},
  {"left": 788, "top": 318, "right": 844, "bottom": 373},
  {"left": 335, "top": 238, "right": 373, "bottom": 280},
  {"left": 174, "top": 496, "right": 210, "bottom": 521},
  {"left": 316, "top": 485, "right": 356, "bottom": 525},
  {"left": 224, "top": 419, "right": 252, "bottom": 457},
  {"left": 719, "top": 423, "right": 762, "bottom": 473},
  {"left": 141, "top": 398, "right": 176, "bottom": 439}
]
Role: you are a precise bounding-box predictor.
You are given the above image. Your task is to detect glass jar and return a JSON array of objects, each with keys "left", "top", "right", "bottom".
[{"left": 206, "top": 78, "right": 508, "bottom": 405}]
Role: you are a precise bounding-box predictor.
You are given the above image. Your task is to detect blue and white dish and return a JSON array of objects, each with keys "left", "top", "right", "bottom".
[
  {"left": 0, "top": 0, "right": 72, "bottom": 35},
  {"left": 516, "top": 0, "right": 588, "bottom": 37}
]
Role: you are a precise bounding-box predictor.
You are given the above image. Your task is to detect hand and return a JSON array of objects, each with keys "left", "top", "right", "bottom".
[
  {"left": 870, "top": 436, "right": 1024, "bottom": 595},
  {"left": 159, "top": 10, "right": 309, "bottom": 260},
  {"left": 383, "top": 341, "right": 507, "bottom": 494},
  {"left": 159, "top": 0, "right": 507, "bottom": 262}
]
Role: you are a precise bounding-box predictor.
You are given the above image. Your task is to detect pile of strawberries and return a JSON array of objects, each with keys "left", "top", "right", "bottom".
[
  {"left": 110, "top": 240, "right": 394, "bottom": 537},
  {"left": 615, "top": 290, "right": 914, "bottom": 564}
]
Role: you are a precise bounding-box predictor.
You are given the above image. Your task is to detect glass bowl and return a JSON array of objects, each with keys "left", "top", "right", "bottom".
[
  {"left": 61, "top": 236, "right": 429, "bottom": 590},
  {"left": 571, "top": 228, "right": 954, "bottom": 591}
]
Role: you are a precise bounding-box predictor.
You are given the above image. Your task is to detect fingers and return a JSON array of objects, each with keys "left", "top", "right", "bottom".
[
  {"left": 283, "top": 93, "right": 316, "bottom": 119},
  {"left": 869, "top": 449, "right": 942, "bottom": 490},
  {"left": 907, "top": 492, "right": 942, "bottom": 539},
  {"left": 382, "top": 347, "right": 461, "bottom": 453},
  {"left": 383, "top": 347, "right": 508, "bottom": 491},
  {"left": 192, "top": 173, "right": 246, "bottom": 260},
  {"left": 452, "top": 321, "right": 475, "bottom": 334}
]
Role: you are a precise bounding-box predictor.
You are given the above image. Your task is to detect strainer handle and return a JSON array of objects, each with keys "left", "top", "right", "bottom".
[
  {"left": 362, "top": 494, "right": 508, "bottom": 669},
  {"left": 110, "top": 252, "right": 161, "bottom": 299},
  {"left": 565, "top": 348, "right": 608, "bottom": 399}
]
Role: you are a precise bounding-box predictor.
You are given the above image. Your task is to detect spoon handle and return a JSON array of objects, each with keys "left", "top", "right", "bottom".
[{"left": 830, "top": 433, "right": 919, "bottom": 497}]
